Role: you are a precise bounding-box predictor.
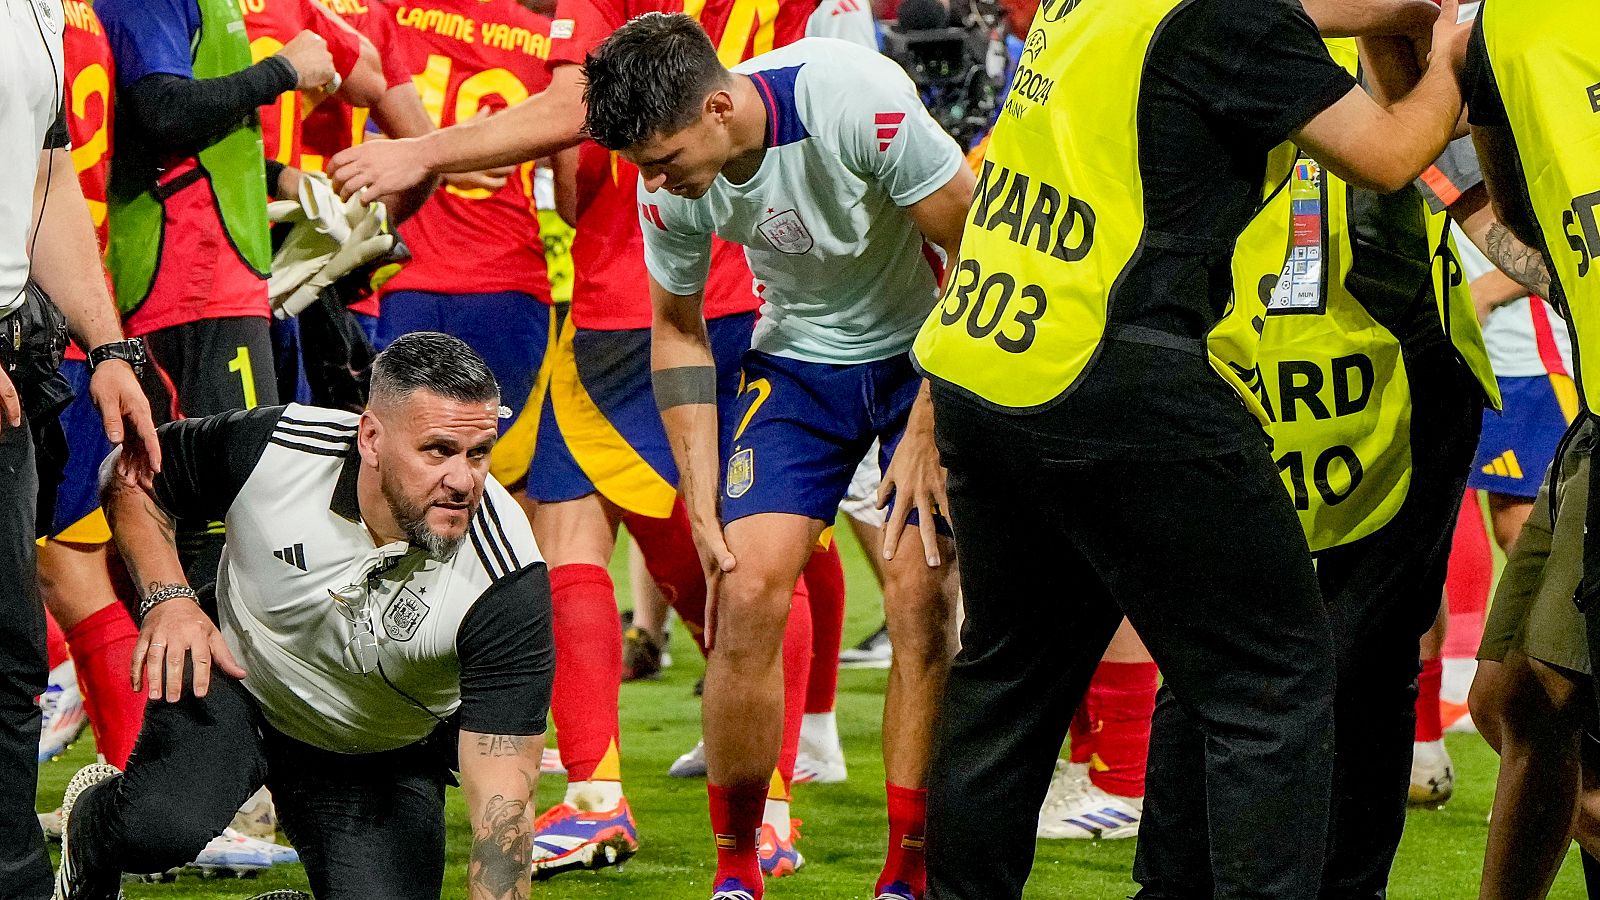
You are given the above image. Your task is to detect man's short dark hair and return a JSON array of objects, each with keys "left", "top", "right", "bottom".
[
  {"left": 583, "top": 12, "right": 729, "bottom": 151},
  {"left": 369, "top": 331, "right": 499, "bottom": 409}
]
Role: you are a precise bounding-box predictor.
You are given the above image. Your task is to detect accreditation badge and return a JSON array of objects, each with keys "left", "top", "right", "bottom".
[{"left": 1267, "top": 159, "right": 1327, "bottom": 314}]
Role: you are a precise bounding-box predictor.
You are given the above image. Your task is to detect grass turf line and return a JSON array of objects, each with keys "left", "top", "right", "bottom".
[{"left": 36, "top": 523, "right": 1588, "bottom": 898}]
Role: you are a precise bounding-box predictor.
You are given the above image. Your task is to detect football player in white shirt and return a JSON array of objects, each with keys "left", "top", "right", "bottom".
[{"left": 583, "top": 15, "right": 973, "bottom": 900}]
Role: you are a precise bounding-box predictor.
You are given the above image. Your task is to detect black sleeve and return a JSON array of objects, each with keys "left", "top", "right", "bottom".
[
  {"left": 264, "top": 159, "right": 289, "bottom": 198},
  {"left": 150, "top": 405, "right": 286, "bottom": 523},
  {"left": 1163, "top": 0, "right": 1358, "bottom": 148},
  {"left": 44, "top": 103, "right": 70, "bottom": 151},
  {"left": 1463, "top": 17, "right": 1508, "bottom": 127},
  {"left": 122, "top": 58, "right": 297, "bottom": 151},
  {"left": 455, "top": 563, "right": 554, "bottom": 737}
]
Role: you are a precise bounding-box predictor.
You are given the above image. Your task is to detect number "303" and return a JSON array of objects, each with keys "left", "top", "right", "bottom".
[{"left": 937, "top": 259, "right": 1048, "bottom": 354}]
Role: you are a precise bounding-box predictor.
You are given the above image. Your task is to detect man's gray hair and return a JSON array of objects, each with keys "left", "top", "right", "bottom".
[{"left": 369, "top": 331, "right": 499, "bottom": 409}]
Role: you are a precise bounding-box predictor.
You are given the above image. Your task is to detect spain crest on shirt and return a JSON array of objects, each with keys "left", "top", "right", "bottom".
[{"left": 758, "top": 209, "right": 814, "bottom": 255}]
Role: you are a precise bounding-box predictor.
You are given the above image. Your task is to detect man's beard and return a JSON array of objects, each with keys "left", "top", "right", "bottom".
[{"left": 382, "top": 469, "right": 472, "bottom": 560}]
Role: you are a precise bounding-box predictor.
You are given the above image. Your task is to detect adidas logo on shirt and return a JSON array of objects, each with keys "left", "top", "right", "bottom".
[{"left": 273, "top": 543, "right": 308, "bottom": 571}]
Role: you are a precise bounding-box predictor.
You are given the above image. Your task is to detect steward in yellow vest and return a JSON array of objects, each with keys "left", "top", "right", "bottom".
[
  {"left": 916, "top": 2, "right": 1482, "bottom": 898},
  {"left": 1212, "top": 38, "right": 1497, "bottom": 895},
  {"left": 1466, "top": 0, "right": 1600, "bottom": 779}
]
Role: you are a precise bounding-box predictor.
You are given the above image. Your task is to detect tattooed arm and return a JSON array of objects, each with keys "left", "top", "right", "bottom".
[
  {"left": 1483, "top": 221, "right": 1553, "bottom": 301},
  {"left": 1450, "top": 182, "right": 1554, "bottom": 302},
  {"left": 460, "top": 730, "right": 544, "bottom": 900}
]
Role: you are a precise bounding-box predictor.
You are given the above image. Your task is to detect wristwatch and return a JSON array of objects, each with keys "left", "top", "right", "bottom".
[{"left": 86, "top": 338, "right": 146, "bottom": 378}]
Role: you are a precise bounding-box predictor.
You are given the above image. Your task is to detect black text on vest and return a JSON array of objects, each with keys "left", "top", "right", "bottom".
[{"left": 1566, "top": 189, "right": 1600, "bottom": 278}]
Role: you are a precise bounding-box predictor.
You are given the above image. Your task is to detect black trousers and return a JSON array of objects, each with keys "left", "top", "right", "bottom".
[
  {"left": 925, "top": 391, "right": 1336, "bottom": 900},
  {"left": 0, "top": 423, "right": 49, "bottom": 900},
  {"left": 70, "top": 675, "right": 450, "bottom": 900},
  {"left": 1135, "top": 353, "right": 1483, "bottom": 899}
]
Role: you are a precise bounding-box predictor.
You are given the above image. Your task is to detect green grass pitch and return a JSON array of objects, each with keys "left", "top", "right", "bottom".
[{"left": 35, "top": 523, "right": 1590, "bottom": 898}]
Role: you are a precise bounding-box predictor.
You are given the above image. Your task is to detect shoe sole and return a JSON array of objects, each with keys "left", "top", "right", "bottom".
[
  {"left": 1038, "top": 822, "right": 1140, "bottom": 841},
  {"left": 791, "top": 768, "right": 847, "bottom": 785},
  {"left": 1408, "top": 786, "right": 1454, "bottom": 809},
  {"left": 531, "top": 834, "right": 639, "bottom": 880},
  {"left": 126, "top": 865, "right": 267, "bottom": 883},
  {"left": 56, "top": 764, "right": 122, "bottom": 900}
]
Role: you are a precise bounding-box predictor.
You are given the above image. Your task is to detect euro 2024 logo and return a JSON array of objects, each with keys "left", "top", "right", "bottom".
[{"left": 1022, "top": 29, "right": 1046, "bottom": 65}]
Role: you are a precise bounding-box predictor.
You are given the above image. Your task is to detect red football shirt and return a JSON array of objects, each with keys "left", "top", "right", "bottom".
[
  {"left": 301, "top": 0, "right": 414, "bottom": 170},
  {"left": 377, "top": 0, "right": 553, "bottom": 301},
  {"left": 242, "top": 0, "right": 365, "bottom": 170},
  {"left": 62, "top": 0, "right": 116, "bottom": 361},
  {"left": 298, "top": 0, "right": 411, "bottom": 317},
  {"left": 550, "top": 0, "right": 813, "bottom": 329}
]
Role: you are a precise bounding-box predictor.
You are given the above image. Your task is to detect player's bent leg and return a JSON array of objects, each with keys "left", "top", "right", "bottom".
[
  {"left": 57, "top": 675, "right": 268, "bottom": 896},
  {"left": 265, "top": 730, "right": 449, "bottom": 900},
  {"left": 704, "top": 513, "right": 822, "bottom": 897},
  {"left": 529, "top": 493, "right": 639, "bottom": 878}
]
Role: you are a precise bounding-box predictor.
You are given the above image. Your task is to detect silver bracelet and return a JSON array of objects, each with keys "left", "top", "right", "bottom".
[{"left": 137, "top": 584, "right": 198, "bottom": 624}]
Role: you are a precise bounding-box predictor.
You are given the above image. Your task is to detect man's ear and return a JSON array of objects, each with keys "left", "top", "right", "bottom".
[
  {"left": 708, "top": 89, "right": 735, "bottom": 122},
  {"left": 358, "top": 409, "right": 382, "bottom": 467}
]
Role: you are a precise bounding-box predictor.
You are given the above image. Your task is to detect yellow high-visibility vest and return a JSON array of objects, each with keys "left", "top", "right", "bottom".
[
  {"left": 911, "top": 0, "right": 1284, "bottom": 422},
  {"left": 1212, "top": 40, "right": 1495, "bottom": 551},
  {"left": 1481, "top": 0, "right": 1600, "bottom": 411}
]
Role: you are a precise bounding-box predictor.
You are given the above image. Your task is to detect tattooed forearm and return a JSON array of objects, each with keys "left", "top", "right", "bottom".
[
  {"left": 475, "top": 734, "right": 527, "bottom": 757},
  {"left": 1485, "top": 222, "right": 1553, "bottom": 301},
  {"left": 141, "top": 496, "right": 177, "bottom": 549},
  {"left": 469, "top": 795, "right": 532, "bottom": 900}
]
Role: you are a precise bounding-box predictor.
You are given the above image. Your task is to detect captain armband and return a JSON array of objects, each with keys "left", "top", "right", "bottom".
[{"left": 654, "top": 366, "right": 717, "bottom": 411}]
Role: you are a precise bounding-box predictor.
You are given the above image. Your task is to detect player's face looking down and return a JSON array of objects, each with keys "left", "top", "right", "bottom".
[
  {"left": 626, "top": 90, "right": 738, "bottom": 199},
  {"left": 359, "top": 389, "right": 499, "bottom": 556}
]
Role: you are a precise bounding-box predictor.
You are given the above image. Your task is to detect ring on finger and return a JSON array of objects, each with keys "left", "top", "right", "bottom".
[{"left": 149, "top": 642, "right": 166, "bottom": 648}]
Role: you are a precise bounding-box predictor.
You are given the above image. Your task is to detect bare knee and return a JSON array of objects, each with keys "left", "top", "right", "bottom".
[
  {"left": 883, "top": 565, "right": 957, "bottom": 672},
  {"left": 714, "top": 566, "right": 801, "bottom": 667}
]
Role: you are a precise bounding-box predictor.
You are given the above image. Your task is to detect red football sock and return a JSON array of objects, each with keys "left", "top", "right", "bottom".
[
  {"left": 877, "top": 782, "right": 928, "bottom": 898},
  {"left": 803, "top": 544, "right": 846, "bottom": 715},
  {"left": 1068, "top": 699, "right": 1094, "bottom": 765},
  {"left": 624, "top": 502, "right": 709, "bottom": 658},
  {"left": 1085, "top": 661, "right": 1158, "bottom": 798},
  {"left": 1415, "top": 656, "right": 1444, "bottom": 743},
  {"left": 549, "top": 564, "right": 623, "bottom": 784},
  {"left": 45, "top": 611, "right": 69, "bottom": 671},
  {"left": 709, "top": 781, "right": 767, "bottom": 895},
  {"left": 64, "top": 603, "right": 145, "bottom": 769},
  {"left": 1444, "top": 492, "right": 1492, "bottom": 659},
  {"left": 778, "top": 576, "right": 813, "bottom": 791}
]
